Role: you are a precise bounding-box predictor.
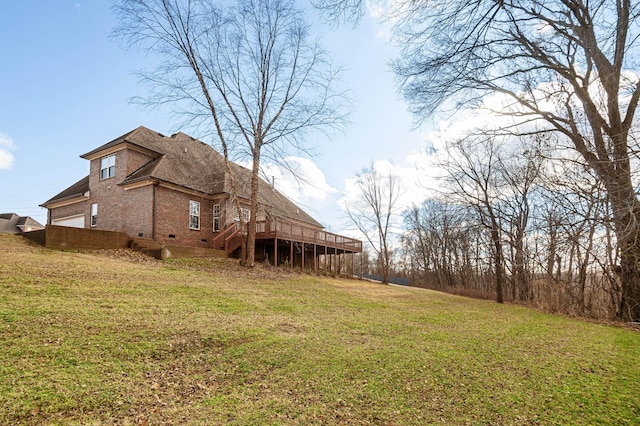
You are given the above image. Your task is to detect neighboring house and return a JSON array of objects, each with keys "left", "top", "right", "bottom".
[
  {"left": 0, "top": 213, "right": 45, "bottom": 234},
  {"left": 41, "top": 126, "right": 361, "bottom": 267}
]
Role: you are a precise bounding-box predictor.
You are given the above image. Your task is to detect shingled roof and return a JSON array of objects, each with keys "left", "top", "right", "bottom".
[
  {"left": 0, "top": 213, "right": 44, "bottom": 234},
  {"left": 49, "top": 126, "right": 323, "bottom": 228},
  {"left": 238, "top": 163, "right": 323, "bottom": 228},
  {"left": 40, "top": 176, "right": 90, "bottom": 207}
]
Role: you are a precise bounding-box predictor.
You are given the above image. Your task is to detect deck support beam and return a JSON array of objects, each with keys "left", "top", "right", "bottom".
[
  {"left": 324, "top": 245, "right": 327, "bottom": 274},
  {"left": 274, "top": 236, "right": 278, "bottom": 267}
]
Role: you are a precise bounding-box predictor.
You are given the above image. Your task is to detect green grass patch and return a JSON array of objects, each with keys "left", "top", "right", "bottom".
[{"left": 0, "top": 234, "right": 638, "bottom": 424}]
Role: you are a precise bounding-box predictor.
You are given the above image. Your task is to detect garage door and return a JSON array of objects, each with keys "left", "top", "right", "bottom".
[{"left": 52, "top": 214, "right": 85, "bottom": 228}]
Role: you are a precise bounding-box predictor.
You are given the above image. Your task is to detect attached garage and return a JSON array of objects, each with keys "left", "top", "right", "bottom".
[{"left": 52, "top": 214, "right": 85, "bottom": 228}]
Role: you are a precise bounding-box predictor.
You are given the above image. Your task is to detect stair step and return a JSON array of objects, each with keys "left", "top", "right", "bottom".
[{"left": 130, "top": 237, "right": 163, "bottom": 251}]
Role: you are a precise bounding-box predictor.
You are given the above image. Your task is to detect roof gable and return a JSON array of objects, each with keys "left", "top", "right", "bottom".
[
  {"left": 119, "top": 131, "right": 228, "bottom": 195},
  {"left": 80, "top": 126, "right": 165, "bottom": 159}
]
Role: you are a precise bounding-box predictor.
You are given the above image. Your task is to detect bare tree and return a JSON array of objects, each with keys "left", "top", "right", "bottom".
[
  {"left": 113, "top": 0, "right": 348, "bottom": 267},
  {"left": 438, "top": 134, "right": 508, "bottom": 303},
  {"left": 311, "top": 0, "right": 364, "bottom": 25},
  {"left": 498, "top": 138, "right": 544, "bottom": 302},
  {"left": 402, "top": 200, "right": 478, "bottom": 291},
  {"left": 537, "top": 155, "right": 618, "bottom": 317},
  {"left": 402, "top": 131, "right": 625, "bottom": 317},
  {"left": 402, "top": 203, "right": 431, "bottom": 283},
  {"left": 345, "top": 164, "right": 402, "bottom": 284},
  {"left": 392, "top": 0, "right": 640, "bottom": 320}
]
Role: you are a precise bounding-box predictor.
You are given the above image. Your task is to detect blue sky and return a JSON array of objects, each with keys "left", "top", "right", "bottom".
[{"left": 0, "top": 1, "right": 435, "bottom": 235}]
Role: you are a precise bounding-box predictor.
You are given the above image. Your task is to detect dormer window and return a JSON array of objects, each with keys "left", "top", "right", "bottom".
[{"left": 100, "top": 154, "right": 116, "bottom": 180}]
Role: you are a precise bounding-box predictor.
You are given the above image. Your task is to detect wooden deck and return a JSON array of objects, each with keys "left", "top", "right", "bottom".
[
  {"left": 212, "top": 219, "right": 362, "bottom": 256},
  {"left": 255, "top": 219, "right": 362, "bottom": 253}
]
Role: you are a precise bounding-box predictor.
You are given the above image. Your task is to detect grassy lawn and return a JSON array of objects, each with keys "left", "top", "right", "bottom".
[{"left": 1, "top": 234, "right": 638, "bottom": 425}]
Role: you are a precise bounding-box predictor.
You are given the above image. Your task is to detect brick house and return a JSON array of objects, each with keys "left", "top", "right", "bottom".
[{"left": 41, "top": 126, "right": 361, "bottom": 268}]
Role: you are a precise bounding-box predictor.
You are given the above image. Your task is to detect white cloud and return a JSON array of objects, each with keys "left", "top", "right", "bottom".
[
  {"left": 364, "top": 0, "right": 397, "bottom": 41},
  {"left": 365, "top": 0, "right": 392, "bottom": 19},
  {"left": 259, "top": 156, "right": 337, "bottom": 204},
  {"left": 0, "top": 133, "right": 15, "bottom": 170},
  {"left": 340, "top": 157, "right": 434, "bottom": 217}
]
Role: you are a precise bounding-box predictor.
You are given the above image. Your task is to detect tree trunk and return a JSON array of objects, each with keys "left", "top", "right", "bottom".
[
  {"left": 380, "top": 242, "right": 390, "bottom": 284},
  {"left": 490, "top": 220, "right": 504, "bottom": 304},
  {"left": 608, "top": 183, "right": 640, "bottom": 321},
  {"left": 618, "top": 249, "right": 640, "bottom": 321},
  {"left": 514, "top": 230, "right": 528, "bottom": 301},
  {"left": 546, "top": 216, "right": 558, "bottom": 282},
  {"left": 247, "top": 150, "right": 260, "bottom": 267}
]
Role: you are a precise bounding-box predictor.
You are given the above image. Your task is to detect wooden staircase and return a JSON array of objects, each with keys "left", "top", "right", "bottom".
[{"left": 212, "top": 223, "right": 243, "bottom": 255}]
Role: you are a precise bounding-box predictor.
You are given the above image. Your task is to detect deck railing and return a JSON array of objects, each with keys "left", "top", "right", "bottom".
[
  {"left": 211, "top": 222, "right": 239, "bottom": 251},
  {"left": 255, "top": 219, "right": 362, "bottom": 253}
]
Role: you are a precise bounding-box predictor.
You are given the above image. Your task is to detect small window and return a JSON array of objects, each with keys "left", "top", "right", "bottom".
[
  {"left": 189, "top": 200, "right": 200, "bottom": 230},
  {"left": 213, "top": 204, "right": 220, "bottom": 232},
  {"left": 90, "top": 203, "right": 98, "bottom": 227},
  {"left": 232, "top": 206, "right": 251, "bottom": 223},
  {"left": 100, "top": 154, "right": 116, "bottom": 180}
]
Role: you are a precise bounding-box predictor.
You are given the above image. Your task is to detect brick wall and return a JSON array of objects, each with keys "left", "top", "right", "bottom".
[
  {"left": 120, "top": 185, "right": 154, "bottom": 239},
  {"left": 24, "top": 225, "right": 231, "bottom": 259},
  {"left": 44, "top": 225, "right": 130, "bottom": 250},
  {"left": 88, "top": 149, "right": 154, "bottom": 236},
  {"left": 155, "top": 186, "right": 214, "bottom": 248},
  {"left": 49, "top": 201, "right": 89, "bottom": 225},
  {"left": 123, "top": 148, "right": 154, "bottom": 176}
]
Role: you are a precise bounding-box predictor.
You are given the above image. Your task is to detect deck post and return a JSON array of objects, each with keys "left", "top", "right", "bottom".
[
  {"left": 313, "top": 244, "right": 317, "bottom": 273},
  {"left": 274, "top": 237, "right": 278, "bottom": 267},
  {"left": 290, "top": 240, "right": 293, "bottom": 268},
  {"left": 301, "top": 243, "right": 305, "bottom": 271},
  {"left": 332, "top": 253, "right": 336, "bottom": 277},
  {"left": 351, "top": 253, "right": 354, "bottom": 278},
  {"left": 324, "top": 245, "right": 327, "bottom": 274}
]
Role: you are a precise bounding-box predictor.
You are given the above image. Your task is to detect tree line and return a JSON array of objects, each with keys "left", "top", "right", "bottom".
[
  {"left": 398, "top": 132, "right": 621, "bottom": 319},
  {"left": 352, "top": 130, "right": 624, "bottom": 320}
]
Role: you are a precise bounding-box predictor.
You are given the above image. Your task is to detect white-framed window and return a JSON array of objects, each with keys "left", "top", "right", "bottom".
[
  {"left": 213, "top": 204, "right": 220, "bottom": 232},
  {"left": 189, "top": 200, "right": 200, "bottom": 230},
  {"left": 90, "top": 203, "right": 98, "bottom": 227},
  {"left": 232, "top": 206, "right": 251, "bottom": 223},
  {"left": 100, "top": 154, "right": 116, "bottom": 180}
]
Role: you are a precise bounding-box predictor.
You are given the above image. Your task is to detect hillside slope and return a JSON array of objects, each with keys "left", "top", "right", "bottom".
[{"left": 1, "top": 234, "right": 638, "bottom": 424}]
